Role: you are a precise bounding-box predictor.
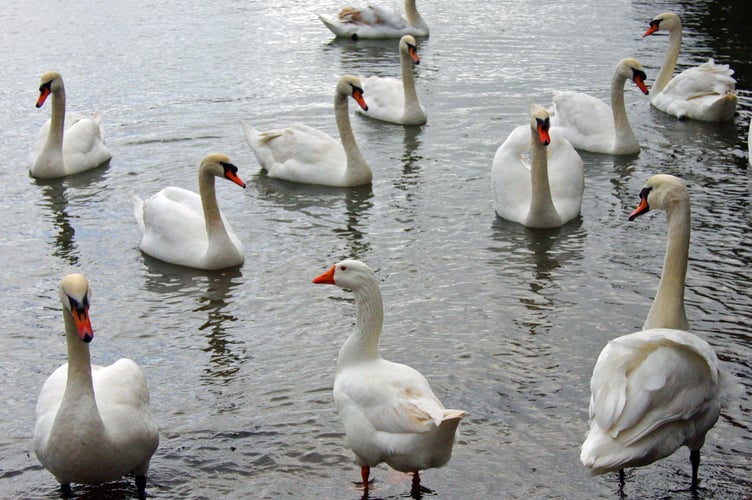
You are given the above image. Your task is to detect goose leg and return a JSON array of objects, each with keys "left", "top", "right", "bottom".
[{"left": 690, "top": 449, "right": 700, "bottom": 491}]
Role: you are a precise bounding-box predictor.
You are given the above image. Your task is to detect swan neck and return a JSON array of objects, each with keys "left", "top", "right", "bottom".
[
  {"left": 47, "top": 84, "right": 66, "bottom": 148},
  {"left": 337, "top": 280, "right": 384, "bottom": 370},
  {"left": 401, "top": 49, "right": 420, "bottom": 112},
  {"left": 610, "top": 71, "right": 637, "bottom": 151},
  {"left": 644, "top": 201, "right": 690, "bottom": 330},
  {"left": 62, "top": 309, "right": 96, "bottom": 402},
  {"left": 527, "top": 134, "right": 559, "bottom": 223},
  {"left": 198, "top": 168, "right": 228, "bottom": 240},
  {"left": 654, "top": 25, "right": 681, "bottom": 94},
  {"left": 404, "top": 0, "right": 426, "bottom": 29},
  {"left": 335, "top": 92, "right": 370, "bottom": 183}
]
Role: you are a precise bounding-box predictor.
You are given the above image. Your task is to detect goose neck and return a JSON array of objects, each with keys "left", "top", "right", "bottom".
[
  {"left": 644, "top": 200, "right": 690, "bottom": 330},
  {"left": 337, "top": 280, "right": 384, "bottom": 370},
  {"left": 654, "top": 25, "right": 681, "bottom": 94}
]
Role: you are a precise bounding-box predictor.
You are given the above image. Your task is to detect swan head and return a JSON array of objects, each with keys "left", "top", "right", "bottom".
[
  {"left": 200, "top": 153, "right": 246, "bottom": 189},
  {"left": 36, "top": 71, "right": 63, "bottom": 108},
  {"left": 617, "top": 58, "right": 649, "bottom": 95},
  {"left": 337, "top": 75, "right": 368, "bottom": 112},
  {"left": 400, "top": 35, "right": 420, "bottom": 65},
  {"left": 313, "top": 259, "right": 376, "bottom": 291},
  {"left": 644, "top": 12, "right": 680, "bottom": 37},
  {"left": 59, "top": 273, "right": 93, "bottom": 343},
  {"left": 628, "top": 174, "right": 689, "bottom": 221},
  {"left": 528, "top": 101, "right": 551, "bottom": 146}
]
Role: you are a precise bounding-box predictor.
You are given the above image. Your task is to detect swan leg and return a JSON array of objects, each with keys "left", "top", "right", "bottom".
[
  {"left": 136, "top": 474, "right": 148, "bottom": 499},
  {"left": 360, "top": 465, "right": 371, "bottom": 491},
  {"left": 60, "top": 483, "right": 72, "bottom": 498},
  {"left": 690, "top": 449, "right": 700, "bottom": 491},
  {"left": 618, "top": 469, "right": 626, "bottom": 496}
]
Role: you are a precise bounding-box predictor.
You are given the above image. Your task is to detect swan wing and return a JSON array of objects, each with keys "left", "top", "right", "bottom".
[
  {"left": 320, "top": 4, "right": 425, "bottom": 38},
  {"left": 358, "top": 76, "right": 405, "bottom": 121},
  {"left": 590, "top": 328, "right": 720, "bottom": 446},
  {"left": 335, "top": 359, "right": 446, "bottom": 435},
  {"left": 491, "top": 125, "right": 533, "bottom": 223},
  {"left": 652, "top": 60, "right": 737, "bottom": 121},
  {"left": 547, "top": 131, "right": 584, "bottom": 220},
  {"left": 62, "top": 114, "right": 112, "bottom": 171},
  {"left": 551, "top": 91, "right": 615, "bottom": 149}
]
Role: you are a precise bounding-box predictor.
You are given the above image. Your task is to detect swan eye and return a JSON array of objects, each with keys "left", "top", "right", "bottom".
[
  {"left": 633, "top": 69, "right": 647, "bottom": 82},
  {"left": 649, "top": 19, "right": 660, "bottom": 29},
  {"left": 536, "top": 117, "right": 550, "bottom": 131},
  {"left": 639, "top": 186, "right": 652, "bottom": 201},
  {"left": 39, "top": 80, "right": 52, "bottom": 93},
  {"left": 220, "top": 162, "right": 238, "bottom": 175}
]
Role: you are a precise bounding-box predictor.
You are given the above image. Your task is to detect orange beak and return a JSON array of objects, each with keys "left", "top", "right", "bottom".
[
  {"left": 225, "top": 169, "right": 246, "bottom": 189},
  {"left": 352, "top": 89, "right": 368, "bottom": 112},
  {"left": 36, "top": 87, "right": 51, "bottom": 108},
  {"left": 408, "top": 46, "right": 420, "bottom": 65},
  {"left": 538, "top": 123, "right": 551, "bottom": 146},
  {"left": 628, "top": 197, "right": 650, "bottom": 221},
  {"left": 313, "top": 265, "right": 336, "bottom": 284},
  {"left": 72, "top": 306, "right": 94, "bottom": 343},
  {"left": 634, "top": 73, "right": 649, "bottom": 95},
  {"left": 643, "top": 24, "right": 659, "bottom": 37}
]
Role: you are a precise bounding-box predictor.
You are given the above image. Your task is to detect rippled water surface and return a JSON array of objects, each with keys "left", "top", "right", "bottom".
[{"left": 1, "top": 0, "right": 750, "bottom": 498}]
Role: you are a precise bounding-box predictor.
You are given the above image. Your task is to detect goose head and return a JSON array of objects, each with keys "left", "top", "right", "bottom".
[
  {"left": 616, "top": 58, "right": 649, "bottom": 95},
  {"left": 59, "top": 273, "right": 94, "bottom": 343},
  {"left": 36, "top": 71, "right": 63, "bottom": 108},
  {"left": 644, "top": 12, "right": 680, "bottom": 37},
  {"left": 528, "top": 102, "right": 551, "bottom": 146},
  {"left": 313, "top": 259, "right": 375, "bottom": 291},
  {"left": 199, "top": 153, "right": 246, "bottom": 188},
  {"left": 628, "top": 174, "right": 689, "bottom": 220},
  {"left": 337, "top": 75, "right": 369, "bottom": 112},
  {"left": 400, "top": 35, "right": 420, "bottom": 65}
]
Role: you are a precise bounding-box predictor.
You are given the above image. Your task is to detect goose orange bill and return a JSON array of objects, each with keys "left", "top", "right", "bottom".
[{"left": 313, "top": 265, "right": 336, "bottom": 284}]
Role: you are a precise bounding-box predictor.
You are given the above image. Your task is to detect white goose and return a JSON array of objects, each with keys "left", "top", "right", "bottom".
[
  {"left": 242, "top": 75, "right": 372, "bottom": 187},
  {"left": 581, "top": 175, "right": 737, "bottom": 491},
  {"left": 319, "top": 0, "right": 428, "bottom": 40},
  {"left": 357, "top": 35, "right": 427, "bottom": 126},
  {"left": 550, "top": 58, "right": 649, "bottom": 155},
  {"left": 492, "top": 102, "right": 584, "bottom": 228},
  {"left": 313, "top": 259, "right": 465, "bottom": 492},
  {"left": 132, "top": 153, "right": 246, "bottom": 270},
  {"left": 30, "top": 71, "right": 112, "bottom": 179},
  {"left": 34, "top": 274, "right": 159, "bottom": 497},
  {"left": 643, "top": 12, "right": 737, "bottom": 122}
]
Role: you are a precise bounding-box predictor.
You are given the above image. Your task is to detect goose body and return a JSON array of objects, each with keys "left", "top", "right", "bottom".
[
  {"left": 243, "top": 76, "right": 372, "bottom": 188},
  {"left": 551, "top": 58, "right": 649, "bottom": 155},
  {"left": 313, "top": 260, "right": 465, "bottom": 491},
  {"left": 358, "top": 35, "right": 426, "bottom": 125},
  {"left": 581, "top": 175, "right": 736, "bottom": 490},
  {"left": 319, "top": 0, "right": 428, "bottom": 40},
  {"left": 33, "top": 274, "right": 158, "bottom": 496},
  {"left": 30, "top": 71, "right": 112, "bottom": 179},
  {"left": 644, "top": 12, "right": 737, "bottom": 122},
  {"left": 132, "top": 153, "right": 246, "bottom": 270},
  {"left": 492, "top": 102, "right": 584, "bottom": 228}
]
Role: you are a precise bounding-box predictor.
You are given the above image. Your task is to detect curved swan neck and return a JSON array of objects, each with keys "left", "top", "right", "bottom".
[
  {"left": 47, "top": 83, "right": 67, "bottom": 149},
  {"left": 198, "top": 168, "right": 229, "bottom": 240},
  {"left": 611, "top": 70, "right": 637, "bottom": 152},
  {"left": 527, "top": 133, "right": 559, "bottom": 224},
  {"left": 62, "top": 309, "right": 96, "bottom": 402},
  {"left": 335, "top": 92, "right": 371, "bottom": 183},
  {"left": 654, "top": 23, "right": 682, "bottom": 94},
  {"left": 404, "top": 0, "right": 427, "bottom": 30},
  {"left": 337, "top": 280, "right": 384, "bottom": 370},
  {"left": 644, "top": 200, "right": 690, "bottom": 330},
  {"left": 401, "top": 48, "right": 420, "bottom": 114}
]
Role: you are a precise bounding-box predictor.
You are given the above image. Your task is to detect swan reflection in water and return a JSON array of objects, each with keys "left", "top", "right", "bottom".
[{"left": 38, "top": 180, "right": 79, "bottom": 266}]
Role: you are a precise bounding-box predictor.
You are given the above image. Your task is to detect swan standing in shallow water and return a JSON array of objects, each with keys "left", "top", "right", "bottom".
[
  {"left": 643, "top": 12, "right": 737, "bottom": 122},
  {"left": 34, "top": 274, "right": 158, "bottom": 498},
  {"left": 132, "top": 153, "right": 246, "bottom": 270},
  {"left": 581, "top": 175, "right": 737, "bottom": 491},
  {"left": 313, "top": 259, "right": 465, "bottom": 493},
  {"left": 319, "top": 0, "right": 428, "bottom": 40},
  {"left": 357, "top": 35, "right": 427, "bottom": 126},
  {"left": 550, "top": 58, "right": 649, "bottom": 155},
  {"left": 492, "top": 102, "right": 584, "bottom": 228},
  {"left": 30, "top": 71, "right": 112, "bottom": 179},
  {"left": 242, "top": 75, "right": 372, "bottom": 187}
]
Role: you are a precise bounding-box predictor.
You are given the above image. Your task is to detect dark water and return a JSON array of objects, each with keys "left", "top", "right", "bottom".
[{"left": 0, "top": 0, "right": 750, "bottom": 498}]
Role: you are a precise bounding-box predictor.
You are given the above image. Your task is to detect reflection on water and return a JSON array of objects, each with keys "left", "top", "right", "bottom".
[{"left": 37, "top": 180, "right": 79, "bottom": 266}]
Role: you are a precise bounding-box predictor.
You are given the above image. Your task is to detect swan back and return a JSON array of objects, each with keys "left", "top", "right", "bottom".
[{"left": 319, "top": 0, "right": 428, "bottom": 39}]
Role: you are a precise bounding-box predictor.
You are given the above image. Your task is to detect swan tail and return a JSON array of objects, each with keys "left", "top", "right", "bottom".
[
  {"left": 131, "top": 194, "right": 146, "bottom": 235},
  {"left": 318, "top": 14, "right": 355, "bottom": 37}
]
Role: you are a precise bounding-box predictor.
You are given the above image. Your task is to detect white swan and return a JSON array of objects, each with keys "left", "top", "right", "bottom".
[
  {"left": 319, "top": 0, "right": 428, "bottom": 40},
  {"left": 357, "top": 35, "right": 427, "bottom": 126},
  {"left": 550, "top": 58, "right": 649, "bottom": 155},
  {"left": 242, "top": 75, "right": 372, "bottom": 187},
  {"left": 643, "top": 12, "right": 737, "bottom": 122},
  {"left": 34, "top": 274, "right": 159, "bottom": 497},
  {"left": 132, "top": 153, "right": 246, "bottom": 270},
  {"left": 492, "top": 102, "right": 584, "bottom": 228},
  {"left": 29, "top": 71, "right": 112, "bottom": 179},
  {"left": 581, "top": 175, "right": 737, "bottom": 491},
  {"left": 313, "top": 259, "right": 465, "bottom": 492}
]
